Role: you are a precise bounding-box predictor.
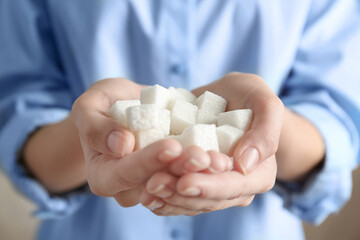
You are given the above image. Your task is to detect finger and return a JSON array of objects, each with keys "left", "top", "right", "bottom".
[
  {"left": 163, "top": 192, "right": 254, "bottom": 210},
  {"left": 233, "top": 91, "right": 284, "bottom": 175},
  {"left": 87, "top": 139, "right": 182, "bottom": 196},
  {"left": 114, "top": 184, "right": 145, "bottom": 207},
  {"left": 202, "top": 151, "right": 231, "bottom": 173},
  {"left": 168, "top": 146, "right": 211, "bottom": 176},
  {"left": 151, "top": 202, "right": 201, "bottom": 216},
  {"left": 139, "top": 189, "right": 200, "bottom": 216},
  {"left": 146, "top": 172, "right": 177, "bottom": 199},
  {"left": 176, "top": 156, "right": 277, "bottom": 200},
  {"left": 139, "top": 189, "right": 165, "bottom": 211}
]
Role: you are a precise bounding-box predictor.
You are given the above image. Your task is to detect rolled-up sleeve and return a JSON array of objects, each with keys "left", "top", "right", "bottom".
[
  {"left": 0, "top": 0, "right": 89, "bottom": 219},
  {"left": 275, "top": 0, "right": 360, "bottom": 224}
]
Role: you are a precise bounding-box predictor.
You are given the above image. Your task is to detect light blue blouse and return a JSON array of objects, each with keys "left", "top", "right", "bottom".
[{"left": 1, "top": 1, "right": 360, "bottom": 240}]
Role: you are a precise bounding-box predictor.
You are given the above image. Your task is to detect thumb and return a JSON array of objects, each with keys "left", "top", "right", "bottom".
[
  {"left": 233, "top": 96, "right": 284, "bottom": 175},
  {"left": 71, "top": 78, "right": 140, "bottom": 157},
  {"left": 82, "top": 112, "right": 135, "bottom": 157}
]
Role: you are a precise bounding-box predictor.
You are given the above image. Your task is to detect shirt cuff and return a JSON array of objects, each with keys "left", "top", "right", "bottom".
[
  {"left": 0, "top": 109, "right": 90, "bottom": 219},
  {"left": 274, "top": 102, "right": 355, "bottom": 224}
]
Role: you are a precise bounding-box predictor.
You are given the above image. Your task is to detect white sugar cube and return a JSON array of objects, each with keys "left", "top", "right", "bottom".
[
  {"left": 196, "top": 109, "right": 218, "bottom": 124},
  {"left": 107, "top": 100, "right": 141, "bottom": 127},
  {"left": 218, "top": 109, "right": 253, "bottom": 131},
  {"left": 168, "top": 87, "right": 186, "bottom": 109},
  {"left": 170, "top": 98, "right": 198, "bottom": 135},
  {"left": 126, "top": 104, "right": 161, "bottom": 131},
  {"left": 216, "top": 125, "right": 244, "bottom": 154},
  {"left": 194, "top": 91, "right": 227, "bottom": 114},
  {"left": 168, "top": 87, "right": 184, "bottom": 99},
  {"left": 167, "top": 87, "right": 197, "bottom": 109},
  {"left": 140, "top": 84, "right": 171, "bottom": 109},
  {"left": 179, "top": 124, "right": 219, "bottom": 152},
  {"left": 135, "top": 129, "right": 165, "bottom": 150},
  {"left": 176, "top": 88, "right": 197, "bottom": 102},
  {"left": 159, "top": 109, "right": 171, "bottom": 136}
]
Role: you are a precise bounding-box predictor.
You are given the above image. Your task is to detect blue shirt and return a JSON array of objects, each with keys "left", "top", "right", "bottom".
[{"left": 1, "top": 1, "right": 360, "bottom": 240}]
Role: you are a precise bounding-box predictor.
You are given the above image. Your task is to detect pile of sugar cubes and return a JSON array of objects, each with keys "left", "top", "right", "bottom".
[{"left": 108, "top": 84, "right": 252, "bottom": 155}]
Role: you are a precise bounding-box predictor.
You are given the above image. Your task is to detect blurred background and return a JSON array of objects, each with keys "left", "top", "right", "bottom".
[{"left": 1, "top": 167, "right": 360, "bottom": 240}]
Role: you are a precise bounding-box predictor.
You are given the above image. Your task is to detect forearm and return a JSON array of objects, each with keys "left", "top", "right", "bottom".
[
  {"left": 23, "top": 116, "right": 86, "bottom": 193},
  {"left": 276, "top": 108, "right": 325, "bottom": 181}
]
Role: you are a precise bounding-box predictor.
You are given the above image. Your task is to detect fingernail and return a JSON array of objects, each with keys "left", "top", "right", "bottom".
[
  {"left": 146, "top": 199, "right": 164, "bottom": 210},
  {"left": 107, "top": 131, "right": 126, "bottom": 157},
  {"left": 238, "top": 147, "right": 259, "bottom": 175},
  {"left": 208, "top": 167, "right": 217, "bottom": 173},
  {"left": 181, "top": 187, "right": 201, "bottom": 197},
  {"left": 158, "top": 149, "right": 181, "bottom": 162},
  {"left": 185, "top": 158, "right": 207, "bottom": 170},
  {"left": 149, "top": 184, "right": 165, "bottom": 194}
]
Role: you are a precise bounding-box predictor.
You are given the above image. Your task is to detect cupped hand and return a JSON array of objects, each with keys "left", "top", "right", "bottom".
[
  {"left": 70, "top": 78, "right": 185, "bottom": 206},
  {"left": 192, "top": 72, "right": 284, "bottom": 175}
]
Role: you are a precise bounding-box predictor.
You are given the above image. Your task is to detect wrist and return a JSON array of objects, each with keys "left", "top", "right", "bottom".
[
  {"left": 276, "top": 108, "right": 325, "bottom": 181},
  {"left": 23, "top": 116, "right": 86, "bottom": 193}
]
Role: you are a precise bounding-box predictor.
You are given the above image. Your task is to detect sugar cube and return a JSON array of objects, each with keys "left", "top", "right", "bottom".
[
  {"left": 140, "top": 84, "right": 171, "bottom": 109},
  {"left": 159, "top": 108, "right": 171, "bottom": 136},
  {"left": 170, "top": 98, "right": 198, "bottom": 135},
  {"left": 196, "top": 109, "right": 218, "bottom": 124},
  {"left": 107, "top": 100, "right": 141, "bottom": 127},
  {"left": 176, "top": 88, "right": 197, "bottom": 102},
  {"left": 194, "top": 91, "right": 227, "bottom": 114},
  {"left": 135, "top": 129, "right": 165, "bottom": 150},
  {"left": 126, "top": 104, "right": 161, "bottom": 131},
  {"left": 168, "top": 87, "right": 186, "bottom": 109},
  {"left": 216, "top": 125, "right": 244, "bottom": 154},
  {"left": 218, "top": 109, "right": 253, "bottom": 131},
  {"left": 178, "top": 124, "right": 219, "bottom": 152}
]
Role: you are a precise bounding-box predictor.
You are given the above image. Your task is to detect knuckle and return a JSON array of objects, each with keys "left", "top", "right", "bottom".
[
  {"left": 238, "top": 196, "right": 255, "bottom": 207},
  {"left": 118, "top": 201, "right": 135, "bottom": 208},
  {"left": 267, "top": 96, "right": 284, "bottom": 113},
  {"left": 202, "top": 205, "right": 220, "bottom": 213},
  {"left": 115, "top": 171, "right": 137, "bottom": 189},
  {"left": 86, "top": 169, "right": 106, "bottom": 196},
  {"left": 82, "top": 123, "right": 100, "bottom": 150},
  {"left": 152, "top": 210, "right": 168, "bottom": 217},
  {"left": 115, "top": 195, "right": 138, "bottom": 208},
  {"left": 225, "top": 72, "right": 241, "bottom": 78},
  {"left": 262, "top": 132, "right": 279, "bottom": 156},
  {"left": 185, "top": 211, "right": 200, "bottom": 216},
  {"left": 88, "top": 182, "right": 105, "bottom": 197},
  {"left": 71, "top": 95, "right": 84, "bottom": 112},
  {"left": 260, "top": 178, "right": 276, "bottom": 193}
]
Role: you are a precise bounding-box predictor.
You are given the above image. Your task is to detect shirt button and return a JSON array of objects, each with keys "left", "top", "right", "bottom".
[
  {"left": 171, "top": 229, "right": 181, "bottom": 239},
  {"left": 170, "top": 64, "right": 187, "bottom": 75}
]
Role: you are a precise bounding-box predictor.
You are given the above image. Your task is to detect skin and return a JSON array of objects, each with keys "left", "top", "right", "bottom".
[{"left": 23, "top": 73, "right": 325, "bottom": 216}]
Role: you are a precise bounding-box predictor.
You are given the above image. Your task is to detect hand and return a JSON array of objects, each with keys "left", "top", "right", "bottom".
[
  {"left": 192, "top": 72, "right": 284, "bottom": 175},
  {"left": 140, "top": 72, "right": 283, "bottom": 215},
  {"left": 70, "top": 78, "right": 184, "bottom": 206}
]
